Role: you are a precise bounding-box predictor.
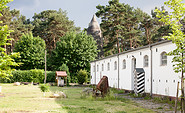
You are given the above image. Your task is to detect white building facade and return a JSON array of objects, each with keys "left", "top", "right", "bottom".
[{"left": 90, "top": 40, "right": 180, "bottom": 97}]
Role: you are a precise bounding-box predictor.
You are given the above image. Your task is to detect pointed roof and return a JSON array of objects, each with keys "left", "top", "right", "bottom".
[{"left": 88, "top": 15, "right": 101, "bottom": 30}]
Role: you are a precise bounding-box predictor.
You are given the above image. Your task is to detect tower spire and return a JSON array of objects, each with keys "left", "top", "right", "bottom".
[{"left": 87, "top": 15, "right": 103, "bottom": 58}]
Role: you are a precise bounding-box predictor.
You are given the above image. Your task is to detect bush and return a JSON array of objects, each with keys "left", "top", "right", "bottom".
[
  {"left": 0, "top": 69, "right": 44, "bottom": 83},
  {"left": 77, "top": 69, "right": 88, "bottom": 84},
  {"left": 39, "top": 84, "right": 50, "bottom": 92},
  {"left": 46, "top": 71, "right": 56, "bottom": 82}
]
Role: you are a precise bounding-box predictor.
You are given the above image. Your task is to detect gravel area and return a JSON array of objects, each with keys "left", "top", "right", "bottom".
[{"left": 116, "top": 94, "right": 180, "bottom": 113}]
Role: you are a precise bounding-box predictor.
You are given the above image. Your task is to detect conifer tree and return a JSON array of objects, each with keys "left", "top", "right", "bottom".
[
  {"left": 32, "top": 9, "right": 80, "bottom": 54},
  {"left": 0, "top": 7, "right": 34, "bottom": 53}
]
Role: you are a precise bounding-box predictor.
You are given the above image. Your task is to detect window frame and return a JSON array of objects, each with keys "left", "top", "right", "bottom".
[
  {"left": 161, "top": 52, "right": 167, "bottom": 66},
  {"left": 143, "top": 55, "right": 149, "bottom": 67},
  {"left": 114, "top": 61, "right": 117, "bottom": 70},
  {"left": 107, "top": 62, "right": 110, "bottom": 71},
  {"left": 102, "top": 64, "right": 104, "bottom": 71},
  {"left": 122, "top": 59, "right": 126, "bottom": 69}
]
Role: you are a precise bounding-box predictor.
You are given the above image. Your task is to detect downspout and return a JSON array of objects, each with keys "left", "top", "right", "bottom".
[
  {"left": 95, "top": 61, "right": 96, "bottom": 85},
  {"left": 150, "top": 45, "right": 153, "bottom": 96},
  {"left": 118, "top": 54, "right": 120, "bottom": 89}
]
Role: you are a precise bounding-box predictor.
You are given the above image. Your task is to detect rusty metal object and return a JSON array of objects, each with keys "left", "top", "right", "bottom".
[{"left": 96, "top": 76, "right": 109, "bottom": 97}]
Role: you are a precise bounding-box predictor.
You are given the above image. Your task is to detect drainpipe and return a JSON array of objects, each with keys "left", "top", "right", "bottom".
[
  {"left": 118, "top": 54, "right": 120, "bottom": 89},
  {"left": 150, "top": 45, "right": 153, "bottom": 96},
  {"left": 95, "top": 61, "right": 96, "bottom": 85}
]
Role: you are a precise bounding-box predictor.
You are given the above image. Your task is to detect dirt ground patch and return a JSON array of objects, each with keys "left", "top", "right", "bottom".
[{"left": 116, "top": 94, "right": 180, "bottom": 113}]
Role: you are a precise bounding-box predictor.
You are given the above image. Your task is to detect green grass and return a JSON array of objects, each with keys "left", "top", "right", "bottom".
[{"left": 0, "top": 84, "right": 155, "bottom": 113}]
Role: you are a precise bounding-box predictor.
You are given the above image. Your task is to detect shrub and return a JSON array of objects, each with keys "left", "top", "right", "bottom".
[
  {"left": 39, "top": 84, "right": 50, "bottom": 96},
  {"left": 0, "top": 69, "right": 44, "bottom": 83},
  {"left": 46, "top": 71, "right": 56, "bottom": 82},
  {"left": 77, "top": 69, "right": 88, "bottom": 84},
  {"left": 39, "top": 84, "right": 50, "bottom": 92}
]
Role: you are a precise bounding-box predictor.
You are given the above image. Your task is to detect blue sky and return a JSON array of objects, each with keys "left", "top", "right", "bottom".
[{"left": 7, "top": 0, "right": 168, "bottom": 30}]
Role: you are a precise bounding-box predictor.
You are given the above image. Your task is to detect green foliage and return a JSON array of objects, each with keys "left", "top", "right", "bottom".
[
  {"left": 0, "top": 0, "right": 20, "bottom": 78},
  {"left": 77, "top": 69, "right": 88, "bottom": 84},
  {"left": 96, "top": 1, "right": 172, "bottom": 56},
  {"left": 0, "top": 69, "right": 45, "bottom": 83},
  {"left": 0, "top": 7, "right": 34, "bottom": 54},
  {"left": 14, "top": 32, "right": 46, "bottom": 70},
  {"left": 0, "top": 70, "right": 56, "bottom": 83},
  {"left": 156, "top": 1, "right": 185, "bottom": 110},
  {"left": 32, "top": 9, "right": 80, "bottom": 54},
  {"left": 39, "top": 84, "right": 50, "bottom": 92},
  {"left": 155, "top": 0, "right": 185, "bottom": 73},
  {"left": 96, "top": 0, "right": 144, "bottom": 54},
  {"left": 46, "top": 71, "right": 55, "bottom": 82},
  {"left": 48, "top": 31, "right": 97, "bottom": 79}
]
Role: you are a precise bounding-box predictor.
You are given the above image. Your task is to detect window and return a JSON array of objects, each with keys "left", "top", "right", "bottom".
[
  {"left": 93, "top": 65, "right": 95, "bottom": 72},
  {"left": 122, "top": 59, "right": 126, "bottom": 69},
  {"left": 114, "top": 61, "right": 117, "bottom": 70},
  {"left": 144, "top": 55, "right": 149, "bottom": 67},
  {"left": 97, "top": 65, "right": 99, "bottom": 72},
  {"left": 102, "top": 64, "right": 104, "bottom": 71},
  {"left": 161, "top": 52, "right": 167, "bottom": 66},
  {"left": 107, "top": 63, "right": 110, "bottom": 71}
]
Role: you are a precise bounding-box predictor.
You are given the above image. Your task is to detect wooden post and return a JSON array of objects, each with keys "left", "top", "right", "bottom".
[
  {"left": 175, "top": 82, "right": 179, "bottom": 113},
  {"left": 44, "top": 49, "right": 47, "bottom": 84}
]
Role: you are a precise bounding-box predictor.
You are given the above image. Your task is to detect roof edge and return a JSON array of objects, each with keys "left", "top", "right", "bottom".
[{"left": 91, "top": 40, "right": 171, "bottom": 63}]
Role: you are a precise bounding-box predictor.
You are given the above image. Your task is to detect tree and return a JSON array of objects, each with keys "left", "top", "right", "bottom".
[
  {"left": 77, "top": 69, "right": 88, "bottom": 84},
  {"left": 0, "top": 0, "right": 20, "bottom": 78},
  {"left": 96, "top": 0, "right": 143, "bottom": 55},
  {"left": 14, "top": 32, "right": 46, "bottom": 70},
  {"left": 155, "top": 0, "right": 185, "bottom": 112},
  {"left": 0, "top": 7, "right": 34, "bottom": 54},
  {"left": 48, "top": 31, "right": 97, "bottom": 81},
  {"left": 96, "top": 0, "right": 126, "bottom": 54},
  {"left": 32, "top": 9, "right": 80, "bottom": 54},
  {"left": 151, "top": 7, "right": 171, "bottom": 43}
]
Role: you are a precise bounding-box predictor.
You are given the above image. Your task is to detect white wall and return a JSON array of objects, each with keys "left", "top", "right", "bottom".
[
  {"left": 152, "top": 43, "right": 180, "bottom": 97},
  {"left": 90, "top": 41, "right": 180, "bottom": 97}
]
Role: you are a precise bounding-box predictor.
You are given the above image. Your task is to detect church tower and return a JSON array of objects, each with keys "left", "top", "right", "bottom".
[{"left": 87, "top": 15, "right": 103, "bottom": 58}]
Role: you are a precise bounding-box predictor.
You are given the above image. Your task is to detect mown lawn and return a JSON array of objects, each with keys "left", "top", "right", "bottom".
[{"left": 0, "top": 84, "right": 154, "bottom": 113}]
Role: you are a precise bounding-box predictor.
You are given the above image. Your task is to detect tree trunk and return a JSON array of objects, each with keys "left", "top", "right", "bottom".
[
  {"left": 116, "top": 31, "right": 120, "bottom": 53},
  {"left": 181, "top": 52, "right": 184, "bottom": 113},
  {"left": 129, "top": 35, "right": 132, "bottom": 49},
  {"left": 44, "top": 49, "right": 47, "bottom": 84},
  {"left": 145, "top": 26, "right": 150, "bottom": 44},
  {"left": 175, "top": 81, "right": 179, "bottom": 113}
]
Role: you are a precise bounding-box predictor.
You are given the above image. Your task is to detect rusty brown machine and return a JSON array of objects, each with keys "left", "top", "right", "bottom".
[{"left": 95, "top": 76, "right": 109, "bottom": 97}]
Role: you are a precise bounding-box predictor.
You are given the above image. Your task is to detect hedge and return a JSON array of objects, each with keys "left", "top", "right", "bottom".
[
  {"left": 12, "top": 69, "right": 45, "bottom": 83},
  {"left": 0, "top": 70, "right": 58, "bottom": 83}
]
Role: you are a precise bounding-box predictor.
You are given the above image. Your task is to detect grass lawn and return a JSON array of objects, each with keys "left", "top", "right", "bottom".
[{"left": 0, "top": 84, "right": 154, "bottom": 113}]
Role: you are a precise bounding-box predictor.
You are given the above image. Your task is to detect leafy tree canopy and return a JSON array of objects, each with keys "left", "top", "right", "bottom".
[
  {"left": 32, "top": 9, "right": 80, "bottom": 54},
  {"left": 0, "top": 7, "right": 34, "bottom": 53},
  {"left": 48, "top": 31, "right": 97, "bottom": 78},
  {"left": 14, "top": 32, "right": 46, "bottom": 70},
  {"left": 0, "top": 0, "right": 20, "bottom": 78}
]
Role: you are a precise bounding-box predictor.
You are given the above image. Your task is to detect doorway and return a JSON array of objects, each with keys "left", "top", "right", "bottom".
[{"left": 131, "top": 58, "right": 136, "bottom": 90}]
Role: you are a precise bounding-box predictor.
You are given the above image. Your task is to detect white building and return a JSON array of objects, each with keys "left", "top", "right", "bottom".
[{"left": 90, "top": 40, "right": 180, "bottom": 97}]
